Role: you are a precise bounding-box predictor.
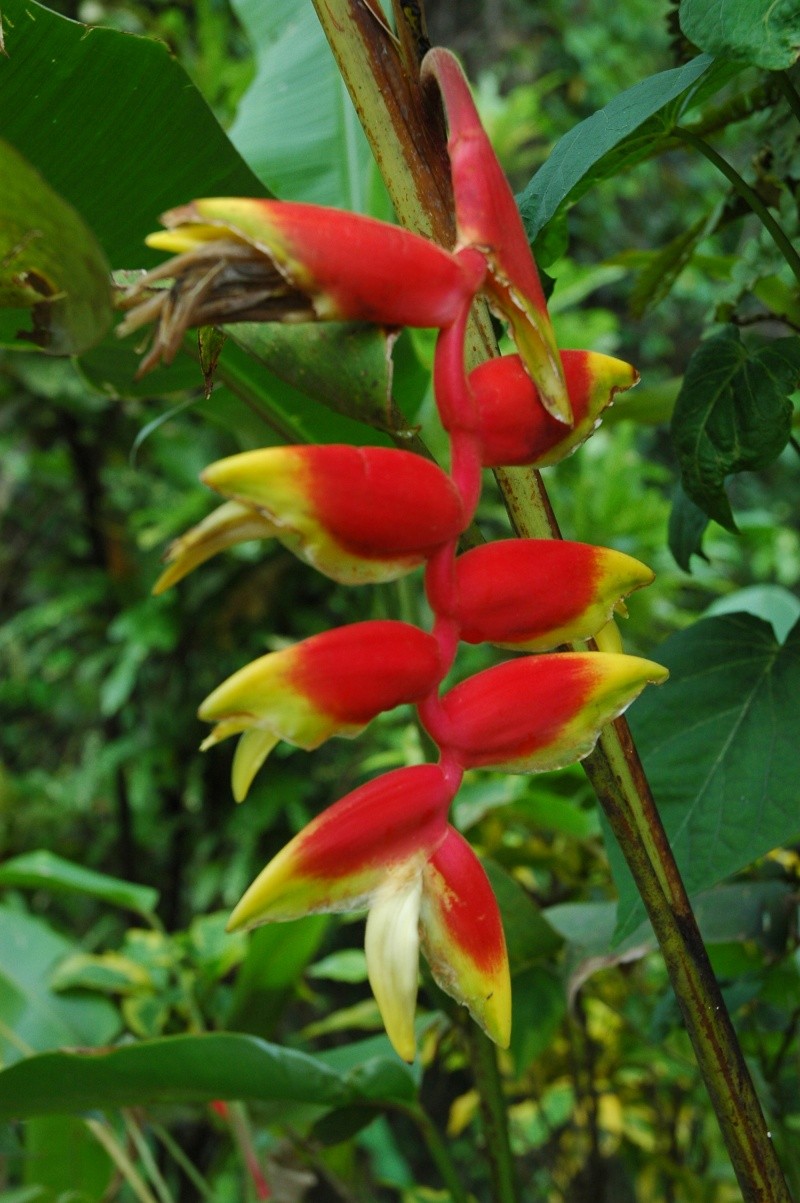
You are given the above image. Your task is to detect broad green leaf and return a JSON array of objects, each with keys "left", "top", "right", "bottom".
[
  {"left": 549, "top": 881, "right": 794, "bottom": 980},
  {"left": 0, "top": 907, "right": 120, "bottom": 1066},
  {"left": 0, "top": 851, "right": 158, "bottom": 918},
  {"left": 339, "top": 1054, "right": 418, "bottom": 1105},
  {"left": 0, "top": 1032, "right": 414, "bottom": 1120},
  {"left": 0, "top": 141, "right": 111, "bottom": 354},
  {"left": 79, "top": 327, "right": 393, "bottom": 451},
  {"left": 0, "top": 0, "right": 267, "bottom": 271},
  {"left": 612, "top": 614, "right": 800, "bottom": 939},
  {"left": 691, "top": 880, "right": 795, "bottom": 955},
  {"left": 680, "top": 0, "right": 800, "bottom": 70},
  {"left": 483, "top": 862, "right": 563, "bottom": 973},
  {"left": 312, "top": 1104, "right": 379, "bottom": 1147},
  {"left": 670, "top": 327, "right": 800, "bottom": 529},
  {"left": 75, "top": 331, "right": 205, "bottom": 399},
  {"left": 545, "top": 900, "right": 643, "bottom": 955},
  {"left": 509, "top": 967, "right": 566, "bottom": 1074},
  {"left": 23, "top": 1116, "right": 113, "bottom": 1201},
  {"left": 550, "top": 883, "right": 795, "bottom": 954},
  {"left": 668, "top": 482, "right": 710, "bottom": 570},
  {"left": 217, "top": 338, "right": 393, "bottom": 448},
  {"left": 228, "top": 0, "right": 378, "bottom": 210},
  {"left": 227, "top": 916, "right": 330, "bottom": 1035},
  {"left": 519, "top": 56, "right": 720, "bottom": 241},
  {"left": 704, "top": 584, "right": 800, "bottom": 644}
]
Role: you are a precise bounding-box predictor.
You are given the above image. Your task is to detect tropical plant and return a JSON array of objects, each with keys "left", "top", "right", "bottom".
[{"left": 0, "top": 1, "right": 798, "bottom": 1200}]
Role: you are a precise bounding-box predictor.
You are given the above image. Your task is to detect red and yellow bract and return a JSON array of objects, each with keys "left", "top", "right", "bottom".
[
  {"left": 452, "top": 539, "right": 654, "bottom": 651},
  {"left": 199, "top": 621, "right": 443, "bottom": 802}
]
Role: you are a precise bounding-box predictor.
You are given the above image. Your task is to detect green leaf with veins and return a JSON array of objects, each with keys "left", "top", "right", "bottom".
[
  {"left": 680, "top": 0, "right": 800, "bottom": 70},
  {"left": 670, "top": 326, "right": 800, "bottom": 529},
  {"left": 0, "top": 0, "right": 266, "bottom": 271},
  {"left": 227, "top": 0, "right": 384, "bottom": 212},
  {"left": 611, "top": 614, "right": 800, "bottom": 941}
]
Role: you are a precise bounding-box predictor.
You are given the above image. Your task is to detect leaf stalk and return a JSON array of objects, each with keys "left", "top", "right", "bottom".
[{"left": 676, "top": 126, "right": 800, "bottom": 287}]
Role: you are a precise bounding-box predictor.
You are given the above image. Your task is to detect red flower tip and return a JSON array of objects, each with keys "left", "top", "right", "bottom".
[{"left": 470, "top": 350, "right": 639, "bottom": 467}]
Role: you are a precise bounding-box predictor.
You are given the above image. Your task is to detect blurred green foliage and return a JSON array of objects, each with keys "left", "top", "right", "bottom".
[{"left": 0, "top": 0, "right": 798, "bottom": 1200}]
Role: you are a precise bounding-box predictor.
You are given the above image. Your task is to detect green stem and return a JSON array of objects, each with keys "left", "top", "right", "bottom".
[
  {"left": 312, "top": 5, "right": 793, "bottom": 1200},
  {"left": 775, "top": 71, "right": 800, "bottom": 124},
  {"left": 150, "top": 1122, "right": 214, "bottom": 1200},
  {"left": 463, "top": 1025, "right": 519, "bottom": 1203},
  {"left": 675, "top": 126, "right": 800, "bottom": 287},
  {"left": 582, "top": 720, "right": 793, "bottom": 1202},
  {"left": 789, "top": 434, "right": 800, "bottom": 459},
  {"left": 122, "top": 1111, "right": 175, "bottom": 1203},
  {"left": 393, "top": 1101, "right": 471, "bottom": 1203},
  {"left": 84, "top": 1118, "right": 160, "bottom": 1203}
]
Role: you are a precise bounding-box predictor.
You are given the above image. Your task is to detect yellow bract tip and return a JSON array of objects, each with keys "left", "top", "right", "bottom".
[{"left": 145, "top": 225, "right": 227, "bottom": 253}]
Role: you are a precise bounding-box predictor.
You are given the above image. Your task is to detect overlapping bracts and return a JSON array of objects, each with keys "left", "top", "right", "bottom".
[{"left": 131, "top": 48, "right": 665, "bottom": 1059}]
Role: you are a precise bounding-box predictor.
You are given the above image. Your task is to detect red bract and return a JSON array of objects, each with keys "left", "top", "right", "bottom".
[
  {"left": 422, "top": 47, "right": 569, "bottom": 424},
  {"left": 452, "top": 539, "right": 654, "bottom": 651},
  {"left": 435, "top": 653, "right": 669, "bottom": 772},
  {"left": 471, "top": 351, "right": 639, "bottom": 468},
  {"left": 226, "top": 764, "right": 510, "bottom": 1060},
  {"left": 159, "top": 199, "right": 487, "bottom": 327},
  {"left": 227, "top": 766, "right": 452, "bottom": 927},
  {"left": 201, "top": 445, "right": 465, "bottom": 584},
  {"left": 117, "top": 198, "right": 488, "bottom": 370},
  {"left": 420, "top": 827, "right": 510, "bottom": 1046},
  {"left": 199, "top": 621, "right": 443, "bottom": 801}
]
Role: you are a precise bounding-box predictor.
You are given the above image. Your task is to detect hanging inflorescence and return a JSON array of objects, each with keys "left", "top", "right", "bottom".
[{"left": 120, "top": 49, "right": 667, "bottom": 1060}]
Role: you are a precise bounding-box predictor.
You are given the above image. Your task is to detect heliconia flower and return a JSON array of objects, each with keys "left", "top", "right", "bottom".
[
  {"left": 198, "top": 621, "right": 443, "bottom": 802},
  {"left": 435, "top": 653, "right": 668, "bottom": 773},
  {"left": 201, "top": 445, "right": 465, "bottom": 585},
  {"left": 452, "top": 539, "right": 654, "bottom": 652},
  {"left": 226, "top": 764, "right": 509, "bottom": 1060},
  {"left": 152, "top": 500, "right": 279, "bottom": 595},
  {"left": 117, "top": 199, "right": 486, "bottom": 371},
  {"left": 422, "top": 48, "right": 569, "bottom": 424},
  {"left": 470, "top": 351, "right": 639, "bottom": 468}
]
